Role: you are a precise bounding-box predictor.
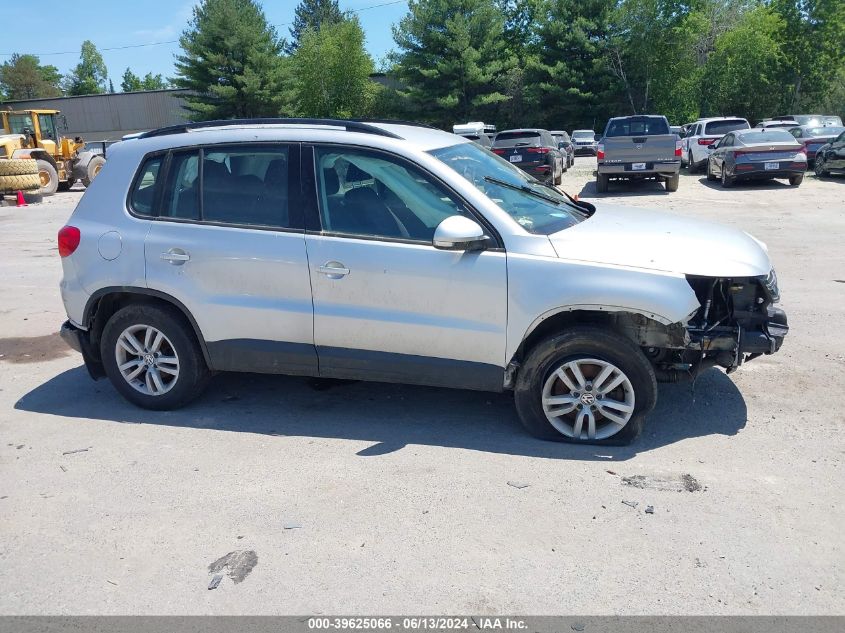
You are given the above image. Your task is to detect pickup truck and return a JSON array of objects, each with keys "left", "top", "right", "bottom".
[{"left": 596, "top": 115, "right": 682, "bottom": 193}]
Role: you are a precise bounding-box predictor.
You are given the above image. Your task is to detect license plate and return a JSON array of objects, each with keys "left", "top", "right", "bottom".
[
  {"left": 509, "top": 155, "right": 523, "bottom": 163},
  {"left": 764, "top": 161, "right": 779, "bottom": 170},
  {"left": 632, "top": 162, "right": 646, "bottom": 171}
]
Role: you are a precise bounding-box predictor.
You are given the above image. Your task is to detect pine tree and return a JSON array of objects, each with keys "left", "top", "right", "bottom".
[
  {"left": 174, "top": 0, "right": 287, "bottom": 120},
  {"left": 287, "top": 0, "right": 345, "bottom": 53},
  {"left": 392, "top": 0, "right": 514, "bottom": 127},
  {"left": 121, "top": 68, "right": 143, "bottom": 92},
  {"left": 0, "top": 54, "right": 63, "bottom": 100},
  {"left": 64, "top": 40, "right": 108, "bottom": 95}
]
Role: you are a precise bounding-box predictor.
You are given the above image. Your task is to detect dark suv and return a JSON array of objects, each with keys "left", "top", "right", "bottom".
[{"left": 491, "top": 129, "right": 565, "bottom": 185}]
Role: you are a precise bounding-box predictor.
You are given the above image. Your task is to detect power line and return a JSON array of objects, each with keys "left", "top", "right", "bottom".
[{"left": 0, "top": 0, "right": 406, "bottom": 58}]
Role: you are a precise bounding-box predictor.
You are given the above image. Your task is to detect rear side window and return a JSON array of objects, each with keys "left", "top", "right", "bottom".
[
  {"left": 132, "top": 144, "right": 298, "bottom": 229},
  {"left": 605, "top": 117, "right": 669, "bottom": 137},
  {"left": 129, "top": 155, "right": 164, "bottom": 216},
  {"left": 704, "top": 119, "right": 749, "bottom": 135}
]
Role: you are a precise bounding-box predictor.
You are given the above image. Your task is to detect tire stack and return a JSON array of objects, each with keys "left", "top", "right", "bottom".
[{"left": 0, "top": 159, "right": 41, "bottom": 202}]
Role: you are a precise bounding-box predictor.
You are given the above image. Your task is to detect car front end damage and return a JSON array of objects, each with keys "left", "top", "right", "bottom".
[{"left": 616, "top": 270, "right": 787, "bottom": 381}]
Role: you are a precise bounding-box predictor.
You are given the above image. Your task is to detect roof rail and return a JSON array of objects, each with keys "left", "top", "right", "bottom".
[
  {"left": 351, "top": 118, "right": 440, "bottom": 130},
  {"left": 137, "top": 117, "right": 403, "bottom": 140}
]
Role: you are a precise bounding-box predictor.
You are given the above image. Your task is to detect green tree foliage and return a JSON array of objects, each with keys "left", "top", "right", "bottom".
[
  {"left": 292, "top": 19, "right": 376, "bottom": 118},
  {"left": 174, "top": 0, "right": 286, "bottom": 120},
  {"left": 700, "top": 6, "right": 787, "bottom": 121},
  {"left": 0, "top": 54, "right": 63, "bottom": 100},
  {"left": 64, "top": 40, "right": 108, "bottom": 95},
  {"left": 525, "top": 0, "right": 618, "bottom": 129},
  {"left": 392, "top": 0, "right": 513, "bottom": 127},
  {"left": 287, "top": 0, "right": 346, "bottom": 53},
  {"left": 122, "top": 68, "right": 170, "bottom": 92}
]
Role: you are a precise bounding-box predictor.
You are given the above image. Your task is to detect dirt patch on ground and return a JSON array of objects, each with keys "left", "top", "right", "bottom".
[
  {"left": 0, "top": 333, "right": 71, "bottom": 364},
  {"left": 208, "top": 550, "right": 258, "bottom": 584},
  {"left": 622, "top": 473, "right": 705, "bottom": 493}
]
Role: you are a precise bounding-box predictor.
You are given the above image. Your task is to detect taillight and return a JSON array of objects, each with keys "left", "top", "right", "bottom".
[
  {"left": 492, "top": 148, "right": 506, "bottom": 155},
  {"left": 698, "top": 138, "right": 716, "bottom": 146},
  {"left": 526, "top": 147, "right": 550, "bottom": 154},
  {"left": 674, "top": 140, "right": 682, "bottom": 157},
  {"left": 795, "top": 151, "right": 807, "bottom": 162},
  {"left": 596, "top": 144, "right": 605, "bottom": 159},
  {"left": 58, "top": 226, "right": 80, "bottom": 257}
]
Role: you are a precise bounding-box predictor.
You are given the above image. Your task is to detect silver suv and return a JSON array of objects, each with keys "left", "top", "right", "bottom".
[{"left": 58, "top": 119, "right": 788, "bottom": 445}]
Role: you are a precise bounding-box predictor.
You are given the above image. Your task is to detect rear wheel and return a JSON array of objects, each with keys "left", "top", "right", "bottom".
[
  {"left": 665, "top": 173, "right": 679, "bottom": 192},
  {"left": 596, "top": 173, "right": 609, "bottom": 193},
  {"left": 36, "top": 160, "right": 58, "bottom": 195},
  {"left": 101, "top": 304, "right": 210, "bottom": 410},
  {"left": 514, "top": 327, "right": 658, "bottom": 445},
  {"left": 789, "top": 174, "right": 803, "bottom": 186},
  {"left": 706, "top": 159, "right": 717, "bottom": 181}
]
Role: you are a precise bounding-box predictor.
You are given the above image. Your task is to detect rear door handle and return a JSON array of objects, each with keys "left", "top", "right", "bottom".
[
  {"left": 316, "top": 261, "right": 350, "bottom": 278},
  {"left": 161, "top": 249, "right": 190, "bottom": 264}
]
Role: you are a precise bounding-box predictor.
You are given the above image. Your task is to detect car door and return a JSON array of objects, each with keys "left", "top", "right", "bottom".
[
  {"left": 303, "top": 145, "right": 508, "bottom": 391},
  {"left": 830, "top": 132, "right": 845, "bottom": 169},
  {"left": 142, "top": 143, "right": 317, "bottom": 374}
]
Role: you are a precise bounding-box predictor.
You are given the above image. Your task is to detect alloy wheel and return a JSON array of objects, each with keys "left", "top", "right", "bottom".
[
  {"left": 541, "top": 358, "right": 635, "bottom": 440},
  {"left": 114, "top": 324, "right": 180, "bottom": 396}
]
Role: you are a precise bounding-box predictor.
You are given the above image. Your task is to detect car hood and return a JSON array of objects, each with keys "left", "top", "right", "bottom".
[{"left": 548, "top": 204, "right": 771, "bottom": 277}]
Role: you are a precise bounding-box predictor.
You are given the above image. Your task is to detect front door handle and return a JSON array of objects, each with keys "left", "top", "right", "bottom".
[
  {"left": 161, "top": 249, "right": 190, "bottom": 264},
  {"left": 316, "top": 261, "right": 350, "bottom": 278}
]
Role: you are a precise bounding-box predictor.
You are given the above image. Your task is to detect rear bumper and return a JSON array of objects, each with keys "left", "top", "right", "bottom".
[
  {"left": 60, "top": 320, "right": 105, "bottom": 379},
  {"left": 734, "top": 165, "right": 805, "bottom": 180},
  {"left": 598, "top": 161, "right": 681, "bottom": 177}
]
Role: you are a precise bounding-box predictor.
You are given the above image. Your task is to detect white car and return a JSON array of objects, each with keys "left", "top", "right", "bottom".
[
  {"left": 57, "top": 118, "right": 787, "bottom": 445},
  {"left": 755, "top": 120, "right": 800, "bottom": 129},
  {"left": 681, "top": 117, "right": 750, "bottom": 172}
]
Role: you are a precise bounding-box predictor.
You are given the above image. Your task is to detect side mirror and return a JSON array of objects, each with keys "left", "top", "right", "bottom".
[{"left": 433, "top": 215, "right": 488, "bottom": 251}]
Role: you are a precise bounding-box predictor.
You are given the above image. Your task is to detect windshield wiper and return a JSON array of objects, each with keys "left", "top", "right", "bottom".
[
  {"left": 484, "top": 176, "right": 560, "bottom": 205},
  {"left": 532, "top": 179, "right": 595, "bottom": 217}
]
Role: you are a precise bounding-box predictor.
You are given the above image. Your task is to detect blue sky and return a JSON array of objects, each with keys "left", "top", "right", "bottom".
[{"left": 1, "top": 1, "right": 408, "bottom": 84}]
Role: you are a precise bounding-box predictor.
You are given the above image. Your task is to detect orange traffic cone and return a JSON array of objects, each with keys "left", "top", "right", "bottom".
[{"left": 15, "top": 191, "right": 28, "bottom": 207}]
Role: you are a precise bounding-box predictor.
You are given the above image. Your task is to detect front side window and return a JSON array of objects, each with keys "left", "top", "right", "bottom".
[
  {"left": 430, "top": 142, "right": 587, "bottom": 235},
  {"left": 8, "top": 114, "right": 34, "bottom": 135},
  {"left": 314, "top": 147, "right": 469, "bottom": 242}
]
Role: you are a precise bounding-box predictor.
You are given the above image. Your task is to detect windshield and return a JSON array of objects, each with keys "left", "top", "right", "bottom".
[
  {"left": 605, "top": 117, "right": 669, "bottom": 136},
  {"left": 429, "top": 142, "right": 587, "bottom": 235},
  {"left": 737, "top": 130, "right": 797, "bottom": 144},
  {"left": 493, "top": 131, "right": 542, "bottom": 148},
  {"left": 572, "top": 130, "right": 594, "bottom": 139},
  {"left": 705, "top": 119, "right": 749, "bottom": 135}
]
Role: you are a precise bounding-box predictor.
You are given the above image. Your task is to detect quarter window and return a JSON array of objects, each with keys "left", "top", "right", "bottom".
[
  {"left": 314, "top": 147, "right": 469, "bottom": 242},
  {"left": 129, "top": 155, "right": 164, "bottom": 216}
]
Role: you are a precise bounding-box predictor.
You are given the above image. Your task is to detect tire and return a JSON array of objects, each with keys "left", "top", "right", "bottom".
[
  {"left": 101, "top": 303, "right": 210, "bottom": 410},
  {"left": 0, "top": 172, "right": 41, "bottom": 192},
  {"left": 596, "top": 173, "right": 609, "bottom": 193},
  {"left": 514, "top": 327, "right": 658, "bottom": 445},
  {"left": 554, "top": 161, "right": 563, "bottom": 185},
  {"left": 686, "top": 151, "right": 697, "bottom": 173},
  {"left": 721, "top": 168, "right": 733, "bottom": 188},
  {"left": 58, "top": 178, "right": 76, "bottom": 192},
  {"left": 0, "top": 158, "right": 38, "bottom": 176},
  {"left": 22, "top": 191, "right": 43, "bottom": 204},
  {"left": 36, "top": 159, "right": 59, "bottom": 195},
  {"left": 706, "top": 160, "right": 717, "bottom": 181},
  {"left": 81, "top": 155, "right": 106, "bottom": 187},
  {"left": 789, "top": 174, "right": 803, "bottom": 186},
  {"left": 665, "top": 173, "right": 679, "bottom": 192},
  {"left": 814, "top": 157, "right": 829, "bottom": 178}
]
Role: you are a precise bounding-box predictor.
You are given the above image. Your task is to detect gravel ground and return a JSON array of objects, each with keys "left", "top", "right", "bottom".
[{"left": 0, "top": 164, "right": 843, "bottom": 615}]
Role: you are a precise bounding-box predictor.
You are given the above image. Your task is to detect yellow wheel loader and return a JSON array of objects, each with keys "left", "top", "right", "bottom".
[{"left": 0, "top": 109, "right": 105, "bottom": 195}]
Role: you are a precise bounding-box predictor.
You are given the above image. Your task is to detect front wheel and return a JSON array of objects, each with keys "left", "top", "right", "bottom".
[
  {"left": 814, "top": 157, "right": 829, "bottom": 178},
  {"left": 687, "top": 151, "right": 697, "bottom": 173},
  {"left": 721, "top": 168, "right": 733, "bottom": 188},
  {"left": 81, "top": 155, "right": 105, "bottom": 187},
  {"left": 514, "top": 327, "right": 658, "bottom": 445},
  {"left": 101, "top": 304, "right": 210, "bottom": 410}
]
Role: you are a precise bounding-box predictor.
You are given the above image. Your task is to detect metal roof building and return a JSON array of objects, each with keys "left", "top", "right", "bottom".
[{"left": 0, "top": 89, "right": 190, "bottom": 142}]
